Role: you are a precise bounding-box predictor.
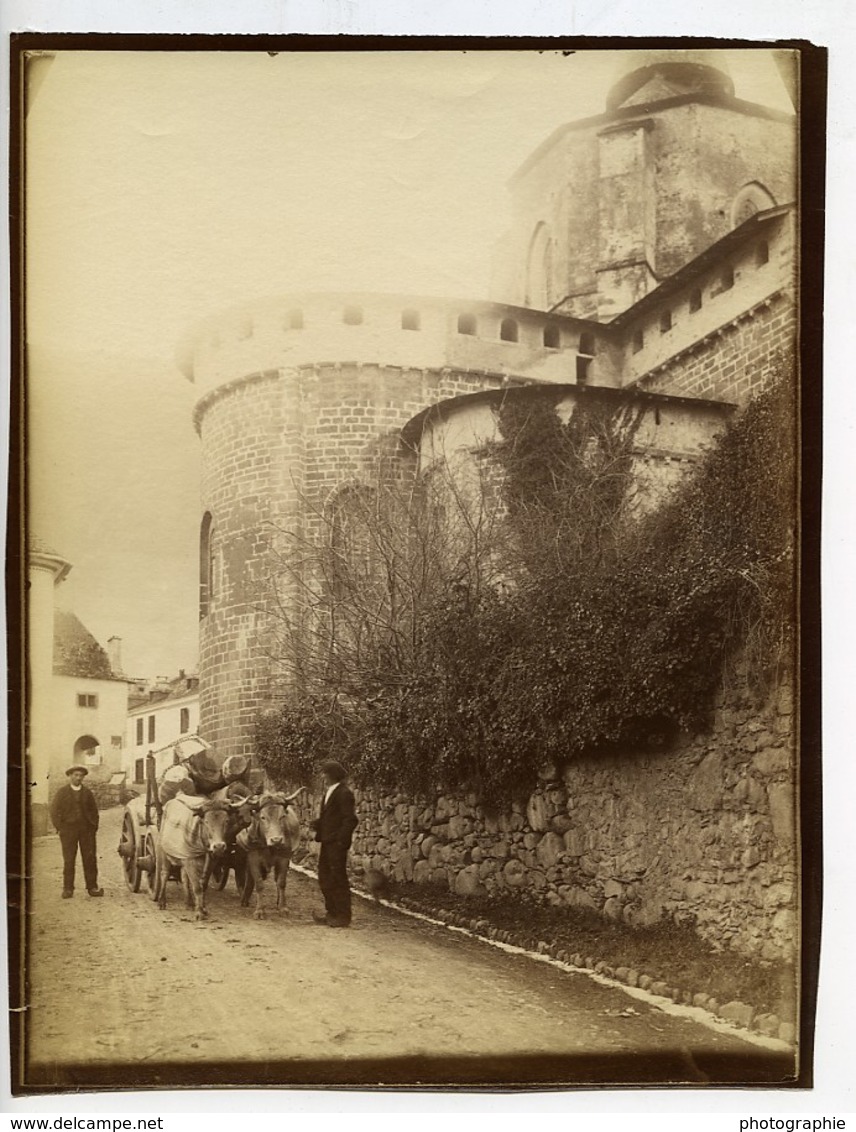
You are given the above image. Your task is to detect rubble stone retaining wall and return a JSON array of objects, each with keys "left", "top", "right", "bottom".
[{"left": 307, "top": 677, "right": 796, "bottom": 961}]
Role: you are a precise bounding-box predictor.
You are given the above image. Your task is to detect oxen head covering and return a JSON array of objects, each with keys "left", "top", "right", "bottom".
[
  {"left": 320, "top": 759, "right": 347, "bottom": 783},
  {"left": 66, "top": 765, "right": 89, "bottom": 777}
]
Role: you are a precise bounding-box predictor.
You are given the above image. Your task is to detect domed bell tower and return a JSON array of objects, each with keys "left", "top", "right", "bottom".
[{"left": 492, "top": 49, "right": 795, "bottom": 321}]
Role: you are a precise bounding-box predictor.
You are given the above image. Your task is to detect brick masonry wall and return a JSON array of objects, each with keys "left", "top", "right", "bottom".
[
  {"left": 301, "top": 675, "right": 797, "bottom": 963},
  {"left": 199, "top": 372, "right": 289, "bottom": 757},
  {"left": 638, "top": 292, "right": 796, "bottom": 403},
  {"left": 196, "top": 363, "right": 509, "bottom": 759}
]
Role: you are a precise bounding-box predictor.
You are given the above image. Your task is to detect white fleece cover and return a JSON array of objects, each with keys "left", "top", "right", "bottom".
[{"left": 159, "top": 795, "right": 208, "bottom": 860}]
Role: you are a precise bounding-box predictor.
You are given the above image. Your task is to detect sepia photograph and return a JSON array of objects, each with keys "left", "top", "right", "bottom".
[{"left": 10, "top": 37, "right": 821, "bottom": 1094}]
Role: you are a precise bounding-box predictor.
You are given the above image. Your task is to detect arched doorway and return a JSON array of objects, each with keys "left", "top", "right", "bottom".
[{"left": 73, "top": 734, "right": 101, "bottom": 767}]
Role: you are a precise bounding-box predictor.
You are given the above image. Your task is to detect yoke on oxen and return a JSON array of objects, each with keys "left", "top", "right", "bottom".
[{"left": 118, "top": 735, "right": 265, "bottom": 907}]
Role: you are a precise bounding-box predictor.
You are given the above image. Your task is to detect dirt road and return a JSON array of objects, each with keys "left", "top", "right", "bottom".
[{"left": 20, "top": 806, "right": 795, "bottom": 1092}]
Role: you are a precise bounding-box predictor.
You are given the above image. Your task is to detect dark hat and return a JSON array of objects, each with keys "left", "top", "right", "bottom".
[
  {"left": 66, "top": 765, "right": 89, "bottom": 777},
  {"left": 320, "top": 759, "right": 347, "bottom": 782}
]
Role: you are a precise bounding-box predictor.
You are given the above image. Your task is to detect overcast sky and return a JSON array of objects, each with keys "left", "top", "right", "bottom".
[
  {"left": 27, "top": 48, "right": 791, "bottom": 359},
  {"left": 25, "top": 47, "right": 792, "bottom": 677}
]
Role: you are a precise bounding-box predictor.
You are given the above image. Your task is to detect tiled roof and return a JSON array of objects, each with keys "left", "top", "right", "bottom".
[
  {"left": 127, "top": 673, "right": 200, "bottom": 714},
  {"left": 53, "top": 610, "right": 114, "bottom": 680},
  {"left": 29, "top": 533, "right": 66, "bottom": 558}
]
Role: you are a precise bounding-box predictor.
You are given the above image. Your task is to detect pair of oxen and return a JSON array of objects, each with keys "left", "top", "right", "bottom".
[{"left": 154, "top": 787, "right": 305, "bottom": 921}]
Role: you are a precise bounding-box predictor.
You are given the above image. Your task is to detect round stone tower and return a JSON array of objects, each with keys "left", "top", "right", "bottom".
[{"left": 178, "top": 293, "right": 608, "bottom": 759}]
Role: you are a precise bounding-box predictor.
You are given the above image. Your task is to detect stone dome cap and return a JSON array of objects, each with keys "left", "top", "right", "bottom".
[
  {"left": 606, "top": 49, "right": 735, "bottom": 111},
  {"left": 28, "top": 534, "right": 72, "bottom": 582}
]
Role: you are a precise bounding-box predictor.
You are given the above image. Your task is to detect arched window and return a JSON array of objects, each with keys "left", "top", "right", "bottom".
[
  {"left": 343, "top": 305, "right": 364, "bottom": 325},
  {"left": 330, "top": 485, "right": 378, "bottom": 598},
  {"left": 401, "top": 309, "right": 421, "bottom": 331},
  {"left": 525, "top": 222, "right": 551, "bottom": 309},
  {"left": 543, "top": 324, "right": 560, "bottom": 349},
  {"left": 578, "top": 332, "right": 595, "bottom": 356},
  {"left": 457, "top": 312, "right": 477, "bottom": 336},
  {"left": 286, "top": 308, "right": 304, "bottom": 330},
  {"left": 730, "top": 181, "right": 776, "bottom": 229},
  {"left": 200, "top": 512, "right": 214, "bottom": 619},
  {"left": 500, "top": 318, "right": 519, "bottom": 343},
  {"left": 659, "top": 310, "right": 672, "bottom": 334}
]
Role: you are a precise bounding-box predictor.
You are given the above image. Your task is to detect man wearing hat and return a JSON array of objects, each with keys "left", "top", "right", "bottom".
[
  {"left": 49, "top": 765, "right": 103, "bottom": 898},
  {"left": 311, "top": 760, "right": 358, "bottom": 928}
]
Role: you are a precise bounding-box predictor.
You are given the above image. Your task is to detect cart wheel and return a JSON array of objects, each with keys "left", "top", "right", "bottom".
[
  {"left": 120, "top": 813, "right": 142, "bottom": 893},
  {"left": 233, "top": 857, "right": 247, "bottom": 894},
  {"left": 145, "top": 832, "right": 160, "bottom": 901}
]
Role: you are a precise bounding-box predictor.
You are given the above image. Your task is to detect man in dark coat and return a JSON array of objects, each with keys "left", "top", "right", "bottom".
[
  {"left": 311, "top": 759, "right": 358, "bottom": 928},
  {"left": 49, "top": 765, "right": 103, "bottom": 898}
]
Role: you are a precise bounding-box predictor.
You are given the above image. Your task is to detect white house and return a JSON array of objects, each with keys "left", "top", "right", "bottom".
[
  {"left": 123, "top": 672, "right": 200, "bottom": 786},
  {"left": 28, "top": 539, "right": 129, "bottom": 833}
]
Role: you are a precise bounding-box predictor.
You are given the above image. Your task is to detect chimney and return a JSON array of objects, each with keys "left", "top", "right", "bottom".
[{"left": 107, "top": 635, "right": 123, "bottom": 676}]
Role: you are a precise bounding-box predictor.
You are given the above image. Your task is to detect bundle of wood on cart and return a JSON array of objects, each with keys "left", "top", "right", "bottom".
[
  {"left": 118, "top": 736, "right": 263, "bottom": 896},
  {"left": 158, "top": 747, "right": 260, "bottom": 805}
]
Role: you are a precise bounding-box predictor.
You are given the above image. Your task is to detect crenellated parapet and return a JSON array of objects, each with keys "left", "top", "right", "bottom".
[
  {"left": 617, "top": 206, "right": 796, "bottom": 402},
  {"left": 176, "top": 292, "right": 621, "bottom": 409}
]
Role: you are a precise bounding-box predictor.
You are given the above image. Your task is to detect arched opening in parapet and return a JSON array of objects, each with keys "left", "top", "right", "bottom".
[
  {"left": 199, "top": 512, "right": 215, "bottom": 619},
  {"left": 756, "top": 240, "right": 770, "bottom": 267},
  {"left": 730, "top": 181, "right": 776, "bottom": 229},
  {"left": 689, "top": 288, "right": 703, "bottom": 313},
  {"left": 457, "top": 312, "right": 477, "bottom": 336},
  {"left": 343, "top": 305, "right": 364, "bottom": 326},
  {"left": 73, "top": 734, "right": 100, "bottom": 766},
  {"left": 286, "top": 308, "right": 304, "bottom": 330},
  {"left": 401, "top": 309, "right": 421, "bottom": 331},
  {"left": 525, "top": 222, "right": 551, "bottom": 309},
  {"left": 500, "top": 318, "right": 519, "bottom": 343},
  {"left": 543, "top": 324, "right": 561, "bottom": 349}
]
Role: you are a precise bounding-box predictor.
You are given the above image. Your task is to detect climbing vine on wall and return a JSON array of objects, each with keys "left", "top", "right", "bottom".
[{"left": 256, "top": 367, "right": 796, "bottom": 805}]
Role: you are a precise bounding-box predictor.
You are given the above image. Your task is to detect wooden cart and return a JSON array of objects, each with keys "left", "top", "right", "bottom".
[{"left": 117, "top": 736, "right": 252, "bottom": 896}]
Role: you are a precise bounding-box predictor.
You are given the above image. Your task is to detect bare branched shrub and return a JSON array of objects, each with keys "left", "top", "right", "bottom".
[{"left": 255, "top": 366, "right": 796, "bottom": 804}]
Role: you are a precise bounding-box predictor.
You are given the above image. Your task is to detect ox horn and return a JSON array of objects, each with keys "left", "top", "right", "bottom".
[{"left": 284, "top": 786, "right": 307, "bottom": 803}]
